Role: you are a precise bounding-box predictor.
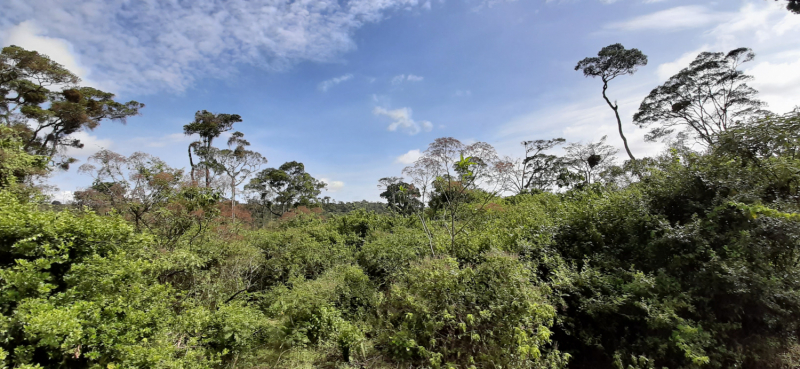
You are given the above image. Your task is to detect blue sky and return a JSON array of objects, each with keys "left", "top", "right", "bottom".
[{"left": 2, "top": 0, "right": 799, "bottom": 201}]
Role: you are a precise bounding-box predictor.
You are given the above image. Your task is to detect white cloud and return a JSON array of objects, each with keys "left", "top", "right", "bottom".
[
  {"left": 642, "top": 0, "right": 668, "bottom": 3},
  {"left": 654, "top": 2, "right": 800, "bottom": 113},
  {"left": 318, "top": 74, "right": 354, "bottom": 92},
  {"left": 655, "top": 47, "right": 706, "bottom": 81},
  {"left": 748, "top": 60, "right": 800, "bottom": 113},
  {"left": 321, "top": 178, "right": 345, "bottom": 192},
  {"left": 605, "top": 6, "right": 731, "bottom": 32},
  {"left": 395, "top": 149, "right": 422, "bottom": 164},
  {"left": 128, "top": 133, "right": 193, "bottom": 148},
  {"left": 373, "top": 107, "right": 433, "bottom": 135},
  {"left": 391, "top": 74, "right": 424, "bottom": 84},
  {"left": 495, "top": 91, "right": 664, "bottom": 160},
  {"left": 64, "top": 131, "right": 114, "bottom": 159},
  {"left": 0, "top": 0, "right": 426, "bottom": 93},
  {"left": 455, "top": 89, "right": 472, "bottom": 97},
  {"left": 0, "top": 21, "right": 98, "bottom": 86}
]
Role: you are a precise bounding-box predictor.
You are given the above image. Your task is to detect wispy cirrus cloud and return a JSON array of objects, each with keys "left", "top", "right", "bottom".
[
  {"left": 391, "top": 74, "right": 424, "bottom": 84},
  {"left": 373, "top": 107, "right": 433, "bottom": 135},
  {"left": 605, "top": 6, "right": 731, "bottom": 32},
  {"left": 318, "top": 74, "right": 354, "bottom": 92},
  {"left": 0, "top": 0, "right": 427, "bottom": 94}
]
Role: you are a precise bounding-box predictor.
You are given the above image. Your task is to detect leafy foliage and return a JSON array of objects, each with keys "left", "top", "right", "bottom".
[
  {"left": 4, "top": 44, "right": 800, "bottom": 369},
  {"left": 246, "top": 161, "right": 327, "bottom": 218},
  {"left": 634, "top": 48, "right": 766, "bottom": 145},
  {"left": 1, "top": 46, "right": 143, "bottom": 168},
  {"left": 378, "top": 254, "right": 568, "bottom": 369},
  {"left": 0, "top": 125, "right": 47, "bottom": 191}
]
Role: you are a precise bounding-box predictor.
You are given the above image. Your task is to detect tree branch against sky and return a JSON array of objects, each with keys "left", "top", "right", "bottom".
[
  {"left": 183, "top": 110, "right": 242, "bottom": 187},
  {"left": 1, "top": 46, "right": 143, "bottom": 169},
  {"left": 563, "top": 136, "right": 618, "bottom": 185},
  {"left": 575, "top": 44, "right": 647, "bottom": 161},
  {"left": 634, "top": 48, "right": 767, "bottom": 146},
  {"left": 208, "top": 132, "right": 267, "bottom": 222},
  {"left": 776, "top": 0, "right": 800, "bottom": 13},
  {"left": 503, "top": 138, "right": 567, "bottom": 194}
]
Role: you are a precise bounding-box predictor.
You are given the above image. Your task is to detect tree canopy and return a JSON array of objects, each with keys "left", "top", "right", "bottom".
[
  {"left": 1, "top": 45, "right": 144, "bottom": 168},
  {"left": 246, "top": 161, "right": 327, "bottom": 217},
  {"left": 183, "top": 110, "right": 243, "bottom": 186},
  {"left": 576, "top": 43, "right": 647, "bottom": 160},
  {"left": 634, "top": 47, "right": 766, "bottom": 145}
]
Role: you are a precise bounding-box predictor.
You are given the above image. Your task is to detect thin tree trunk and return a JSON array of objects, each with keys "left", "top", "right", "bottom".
[
  {"left": 231, "top": 177, "right": 236, "bottom": 222},
  {"left": 602, "top": 81, "right": 636, "bottom": 161},
  {"left": 417, "top": 212, "right": 435, "bottom": 257},
  {"left": 188, "top": 146, "right": 196, "bottom": 183},
  {"left": 204, "top": 141, "right": 212, "bottom": 188}
]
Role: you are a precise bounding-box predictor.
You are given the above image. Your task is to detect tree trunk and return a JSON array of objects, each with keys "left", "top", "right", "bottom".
[
  {"left": 231, "top": 177, "right": 236, "bottom": 222},
  {"left": 602, "top": 81, "right": 636, "bottom": 161},
  {"left": 188, "top": 146, "right": 196, "bottom": 184}
]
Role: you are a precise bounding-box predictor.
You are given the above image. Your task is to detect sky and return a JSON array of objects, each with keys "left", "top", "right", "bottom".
[{"left": 1, "top": 0, "right": 799, "bottom": 202}]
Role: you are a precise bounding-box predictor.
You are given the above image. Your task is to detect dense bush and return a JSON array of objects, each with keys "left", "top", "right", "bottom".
[
  {"left": 377, "top": 254, "right": 568, "bottom": 368},
  {"left": 0, "top": 191, "right": 268, "bottom": 368}
]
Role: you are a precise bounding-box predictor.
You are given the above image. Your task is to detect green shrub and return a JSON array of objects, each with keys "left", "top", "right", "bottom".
[
  {"left": 378, "top": 253, "right": 568, "bottom": 369},
  {"left": 0, "top": 192, "right": 266, "bottom": 368},
  {"left": 264, "top": 265, "right": 376, "bottom": 362},
  {"left": 358, "top": 226, "right": 430, "bottom": 283},
  {"left": 254, "top": 224, "right": 353, "bottom": 286}
]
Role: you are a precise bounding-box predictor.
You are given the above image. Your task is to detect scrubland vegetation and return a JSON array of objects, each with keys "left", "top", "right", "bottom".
[{"left": 2, "top": 38, "right": 800, "bottom": 369}]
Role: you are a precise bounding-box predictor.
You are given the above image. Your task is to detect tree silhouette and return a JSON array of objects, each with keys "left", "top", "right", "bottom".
[
  {"left": 634, "top": 48, "right": 767, "bottom": 145},
  {"left": 207, "top": 132, "right": 267, "bottom": 222},
  {"left": 183, "top": 110, "right": 242, "bottom": 187},
  {"left": 576, "top": 44, "right": 647, "bottom": 161}
]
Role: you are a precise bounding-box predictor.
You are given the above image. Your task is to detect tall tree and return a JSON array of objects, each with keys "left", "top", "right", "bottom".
[
  {"left": 1, "top": 45, "right": 143, "bottom": 168},
  {"left": 403, "top": 138, "right": 505, "bottom": 252},
  {"left": 183, "top": 110, "right": 242, "bottom": 187},
  {"left": 76, "top": 149, "right": 184, "bottom": 231},
  {"left": 563, "top": 136, "right": 618, "bottom": 185},
  {"left": 575, "top": 44, "right": 647, "bottom": 161},
  {"left": 634, "top": 47, "right": 767, "bottom": 145},
  {"left": 245, "top": 161, "right": 326, "bottom": 217},
  {"left": 207, "top": 132, "right": 267, "bottom": 222},
  {"left": 378, "top": 176, "right": 422, "bottom": 216},
  {"left": 500, "top": 138, "right": 567, "bottom": 194}
]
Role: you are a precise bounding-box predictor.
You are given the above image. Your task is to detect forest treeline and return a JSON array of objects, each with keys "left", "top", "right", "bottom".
[{"left": 1, "top": 37, "right": 800, "bottom": 369}]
